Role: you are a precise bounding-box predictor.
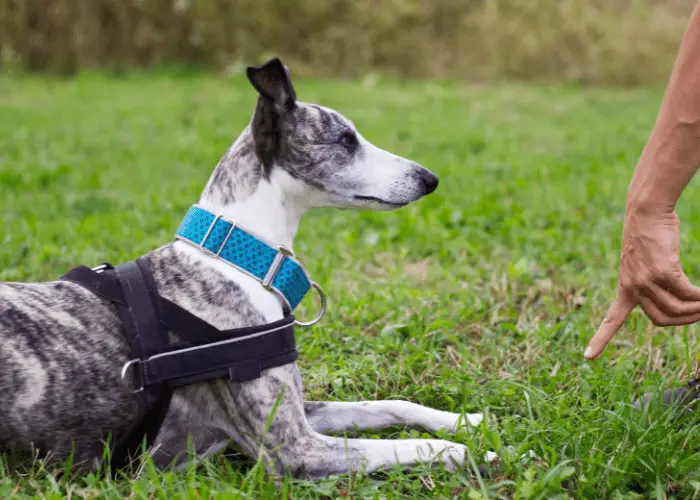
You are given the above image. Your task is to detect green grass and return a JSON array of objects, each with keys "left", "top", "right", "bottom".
[{"left": 1, "top": 71, "right": 700, "bottom": 499}]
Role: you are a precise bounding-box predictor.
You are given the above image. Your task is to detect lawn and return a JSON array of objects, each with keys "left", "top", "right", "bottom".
[{"left": 1, "top": 71, "right": 699, "bottom": 499}]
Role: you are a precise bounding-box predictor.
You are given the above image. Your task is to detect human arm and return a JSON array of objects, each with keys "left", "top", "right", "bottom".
[{"left": 585, "top": 2, "right": 700, "bottom": 359}]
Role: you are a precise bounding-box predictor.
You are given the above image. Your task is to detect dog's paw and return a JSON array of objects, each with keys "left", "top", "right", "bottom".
[
  {"left": 448, "top": 411, "right": 497, "bottom": 432},
  {"left": 433, "top": 441, "right": 468, "bottom": 471},
  {"left": 440, "top": 446, "right": 501, "bottom": 473}
]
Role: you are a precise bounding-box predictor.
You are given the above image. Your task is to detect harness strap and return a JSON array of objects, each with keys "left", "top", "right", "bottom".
[
  {"left": 114, "top": 260, "right": 169, "bottom": 359},
  {"left": 59, "top": 265, "right": 257, "bottom": 345},
  {"left": 135, "top": 318, "right": 296, "bottom": 389},
  {"left": 105, "top": 261, "right": 173, "bottom": 471},
  {"left": 57, "top": 261, "right": 299, "bottom": 472}
]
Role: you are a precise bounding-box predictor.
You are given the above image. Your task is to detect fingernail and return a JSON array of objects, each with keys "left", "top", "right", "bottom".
[{"left": 583, "top": 346, "right": 593, "bottom": 358}]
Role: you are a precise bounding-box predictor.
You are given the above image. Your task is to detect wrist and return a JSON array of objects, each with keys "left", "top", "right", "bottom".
[
  {"left": 625, "top": 123, "right": 700, "bottom": 214},
  {"left": 626, "top": 175, "right": 678, "bottom": 214},
  {"left": 626, "top": 153, "right": 683, "bottom": 215},
  {"left": 626, "top": 184, "right": 676, "bottom": 216},
  {"left": 626, "top": 188, "right": 676, "bottom": 215}
]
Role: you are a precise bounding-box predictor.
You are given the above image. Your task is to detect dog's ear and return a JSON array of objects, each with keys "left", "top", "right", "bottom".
[
  {"left": 247, "top": 58, "right": 297, "bottom": 173},
  {"left": 246, "top": 58, "right": 297, "bottom": 111}
]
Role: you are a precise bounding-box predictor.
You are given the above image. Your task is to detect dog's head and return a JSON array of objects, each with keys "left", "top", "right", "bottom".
[{"left": 246, "top": 58, "right": 438, "bottom": 210}]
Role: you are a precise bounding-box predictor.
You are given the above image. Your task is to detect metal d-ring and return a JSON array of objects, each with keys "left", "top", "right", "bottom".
[
  {"left": 294, "top": 282, "right": 327, "bottom": 327},
  {"left": 120, "top": 359, "right": 145, "bottom": 394}
]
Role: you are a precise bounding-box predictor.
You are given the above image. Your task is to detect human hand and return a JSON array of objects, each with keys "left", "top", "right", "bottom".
[{"left": 585, "top": 204, "right": 700, "bottom": 359}]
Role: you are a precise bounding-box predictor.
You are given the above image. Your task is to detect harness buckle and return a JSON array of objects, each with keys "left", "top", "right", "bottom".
[
  {"left": 91, "top": 264, "right": 111, "bottom": 274},
  {"left": 120, "top": 359, "right": 145, "bottom": 394}
]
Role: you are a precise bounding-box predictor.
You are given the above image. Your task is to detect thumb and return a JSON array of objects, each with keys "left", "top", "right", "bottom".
[{"left": 584, "top": 293, "right": 636, "bottom": 359}]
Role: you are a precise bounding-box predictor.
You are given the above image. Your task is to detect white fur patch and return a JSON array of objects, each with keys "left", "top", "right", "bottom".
[{"left": 14, "top": 350, "right": 48, "bottom": 412}]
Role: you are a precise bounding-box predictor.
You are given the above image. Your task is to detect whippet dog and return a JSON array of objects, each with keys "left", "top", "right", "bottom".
[{"left": 0, "top": 58, "right": 496, "bottom": 479}]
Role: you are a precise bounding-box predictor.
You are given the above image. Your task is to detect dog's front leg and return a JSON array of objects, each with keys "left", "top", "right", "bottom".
[
  {"left": 218, "top": 364, "right": 483, "bottom": 478},
  {"left": 304, "top": 401, "right": 484, "bottom": 434},
  {"left": 145, "top": 384, "right": 240, "bottom": 471},
  {"left": 286, "top": 434, "right": 471, "bottom": 477},
  {"left": 303, "top": 400, "right": 498, "bottom": 466}
]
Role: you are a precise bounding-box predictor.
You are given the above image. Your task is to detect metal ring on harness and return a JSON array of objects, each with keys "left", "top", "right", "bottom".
[
  {"left": 121, "top": 359, "right": 145, "bottom": 394},
  {"left": 294, "top": 282, "right": 326, "bottom": 327}
]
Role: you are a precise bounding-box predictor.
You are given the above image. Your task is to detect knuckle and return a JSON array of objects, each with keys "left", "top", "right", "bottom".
[
  {"left": 640, "top": 305, "right": 666, "bottom": 326},
  {"left": 667, "top": 300, "right": 685, "bottom": 316},
  {"left": 619, "top": 277, "right": 636, "bottom": 293},
  {"left": 657, "top": 267, "right": 677, "bottom": 284},
  {"left": 601, "top": 314, "right": 615, "bottom": 325},
  {"left": 667, "top": 307, "right": 682, "bottom": 317},
  {"left": 650, "top": 315, "right": 670, "bottom": 327},
  {"left": 662, "top": 267, "right": 677, "bottom": 278},
  {"left": 640, "top": 275, "right": 654, "bottom": 288},
  {"left": 630, "top": 273, "right": 651, "bottom": 289}
]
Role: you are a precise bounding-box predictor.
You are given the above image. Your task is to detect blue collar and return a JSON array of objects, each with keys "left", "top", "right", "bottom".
[{"left": 175, "top": 205, "right": 325, "bottom": 325}]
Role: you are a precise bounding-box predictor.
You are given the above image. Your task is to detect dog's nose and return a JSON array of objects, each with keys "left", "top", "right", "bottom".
[{"left": 417, "top": 167, "right": 439, "bottom": 194}]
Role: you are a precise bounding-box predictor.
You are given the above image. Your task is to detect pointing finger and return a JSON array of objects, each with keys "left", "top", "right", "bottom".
[{"left": 584, "top": 292, "right": 636, "bottom": 360}]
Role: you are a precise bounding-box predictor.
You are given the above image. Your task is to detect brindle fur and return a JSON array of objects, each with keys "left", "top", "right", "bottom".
[{"left": 0, "top": 58, "right": 490, "bottom": 478}]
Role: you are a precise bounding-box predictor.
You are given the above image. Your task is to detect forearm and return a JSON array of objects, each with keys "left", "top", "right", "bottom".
[{"left": 628, "top": 2, "right": 700, "bottom": 211}]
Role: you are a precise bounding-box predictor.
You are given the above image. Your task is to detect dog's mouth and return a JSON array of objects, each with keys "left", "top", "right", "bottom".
[{"left": 352, "top": 195, "right": 410, "bottom": 207}]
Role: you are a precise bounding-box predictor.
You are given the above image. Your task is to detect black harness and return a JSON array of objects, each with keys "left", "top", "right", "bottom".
[{"left": 59, "top": 257, "right": 298, "bottom": 470}]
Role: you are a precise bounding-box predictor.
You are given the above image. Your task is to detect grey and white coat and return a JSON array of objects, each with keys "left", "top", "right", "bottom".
[{"left": 0, "top": 59, "right": 493, "bottom": 479}]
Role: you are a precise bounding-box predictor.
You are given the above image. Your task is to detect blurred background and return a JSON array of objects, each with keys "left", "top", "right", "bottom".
[{"left": 0, "top": 0, "right": 695, "bottom": 85}]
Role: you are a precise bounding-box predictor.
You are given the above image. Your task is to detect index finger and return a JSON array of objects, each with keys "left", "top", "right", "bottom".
[{"left": 584, "top": 293, "right": 636, "bottom": 359}]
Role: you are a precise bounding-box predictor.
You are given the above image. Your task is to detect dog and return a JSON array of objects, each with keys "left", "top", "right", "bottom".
[{"left": 0, "top": 58, "right": 496, "bottom": 479}]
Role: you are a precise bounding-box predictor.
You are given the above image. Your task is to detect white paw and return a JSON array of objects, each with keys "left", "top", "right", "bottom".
[
  {"left": 433, "top": 441, "right": 467, "bottom": 471},
  {"left": 463, "top": 412, "right": 484, "bottom": 428},
  {"left": 446, "top": 412, "right": 484, "bottom": 432},
  {"left": 435, "top": 443, "right": 500, "bottom": 471}
]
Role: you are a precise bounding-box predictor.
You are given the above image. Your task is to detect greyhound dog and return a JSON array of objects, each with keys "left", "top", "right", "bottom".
[{"left": 0, "top": 58, "right": 495, "bottom": 479}]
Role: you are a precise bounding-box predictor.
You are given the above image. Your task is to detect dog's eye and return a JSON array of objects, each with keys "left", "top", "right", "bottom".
[{"left": 338, "top": 132, "right": 358, "bottom": 148}]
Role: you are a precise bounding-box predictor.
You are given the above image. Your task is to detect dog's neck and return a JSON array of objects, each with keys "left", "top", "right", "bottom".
[
  {"left": 197, "top": 126, "right": 305, "bottom": 251},
  {"left": 168, "top": 127, "right": 307, "bottom": 322}
]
